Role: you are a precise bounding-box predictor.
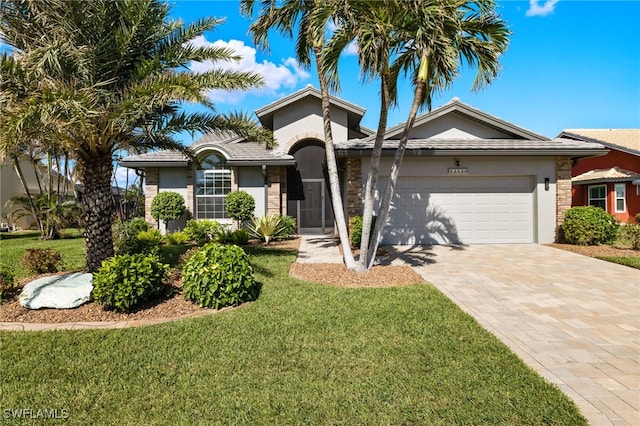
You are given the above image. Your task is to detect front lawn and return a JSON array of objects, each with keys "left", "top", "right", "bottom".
[{"left": 0, "top": 245, "right": 586, "bottom": 424}]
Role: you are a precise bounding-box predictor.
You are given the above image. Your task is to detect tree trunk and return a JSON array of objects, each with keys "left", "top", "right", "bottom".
[
  {"left": 367, "top": 58, "right": 428, "bottom": 269},
  {"left": 314, "top": 52, "right": 357, "bottom": 269},
  {"left": 77, "top": 154, "right": 115, "bottom": 272},
  {"left": 357, "top": 72, "right": 390, "bottom": 270}
]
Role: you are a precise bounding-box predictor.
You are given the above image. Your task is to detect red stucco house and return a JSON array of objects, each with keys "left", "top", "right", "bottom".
[{"left": 558, "top": 129, "right": 640, "bottom": 222}]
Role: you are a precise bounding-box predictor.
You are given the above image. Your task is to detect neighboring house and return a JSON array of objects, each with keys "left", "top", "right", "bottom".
[
  {"left": 121, "top": 85, "right": 605, "bottom": 245},
  {"left": 0, "top": 152, "right": 78, "bottom": 230},
  {"left": 558, "top": 129, "right": 640, "bottom": 222}
]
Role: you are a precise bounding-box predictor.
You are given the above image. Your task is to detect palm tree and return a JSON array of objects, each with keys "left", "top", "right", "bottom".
[
  {"left": 241, "top": 0, "right": 358, "bottom": 270},
  {"left": 0, "top": 0, "right": 272, "bottom": 271},
  {"left": 366, "top": 0, "right": 510, "bottom": 268}
]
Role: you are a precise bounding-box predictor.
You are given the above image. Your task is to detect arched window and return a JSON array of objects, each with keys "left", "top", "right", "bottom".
[{"left": 195, "top": 153, "right": 231, "bottom": 219}]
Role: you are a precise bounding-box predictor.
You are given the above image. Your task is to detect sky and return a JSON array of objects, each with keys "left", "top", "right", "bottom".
[{"left": 169, "top": 0, "right": 640, "bottom": 141}]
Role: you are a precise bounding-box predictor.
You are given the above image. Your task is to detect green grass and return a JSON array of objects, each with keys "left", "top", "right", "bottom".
[
  {"left": 0, "top": 245, "right": 586, "bottom": 425},
  {"left": 0, "top": 232, "right": 86, "bottom": 279},
  {"left": 596, "top": 256, "right": 640, "bottom": 269}
]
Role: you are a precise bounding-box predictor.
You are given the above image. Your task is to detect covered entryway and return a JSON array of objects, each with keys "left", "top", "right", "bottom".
[
  {"left": 383, "top": 176, "right": 534, "bottom": 245},
  {"left": 287, "top": 142, "right": 334, "bottom": 234}
]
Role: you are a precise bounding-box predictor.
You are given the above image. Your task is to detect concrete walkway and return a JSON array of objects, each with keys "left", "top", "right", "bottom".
[{"left": 384, "top": 244, "right": 640, "bottom": 426}]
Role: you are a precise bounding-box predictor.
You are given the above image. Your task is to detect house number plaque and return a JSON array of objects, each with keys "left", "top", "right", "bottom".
[{"left": 447, "top": 167, "right": 469, "bottom": 174}]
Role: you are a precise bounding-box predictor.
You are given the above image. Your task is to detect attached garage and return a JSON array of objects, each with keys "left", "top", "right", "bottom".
[{"left": 383, "top": 176, "right": 535, "bottom": 245}]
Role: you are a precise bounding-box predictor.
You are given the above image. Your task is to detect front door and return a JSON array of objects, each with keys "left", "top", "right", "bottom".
[{"left": 298, "top": 179, "right": 332, "bottom": 233}]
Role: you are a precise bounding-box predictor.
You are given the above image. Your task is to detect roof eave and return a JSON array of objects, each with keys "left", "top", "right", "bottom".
[
  {"left": 336, "top": 148, "right": 609, "bottom": 158},
  {"left": 227, "top": 159, "right": 296, "bottom": 166},
  {"left": 119, "top": 160, "right": 189, "bottom": 169}
]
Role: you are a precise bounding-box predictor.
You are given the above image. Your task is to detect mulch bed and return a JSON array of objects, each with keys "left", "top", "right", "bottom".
[
  {"left": 547, "top": 243, "right": 640, "bottom": 258},
  {"left": 289, "top": 262, "right": 425, "bottom": 287}
]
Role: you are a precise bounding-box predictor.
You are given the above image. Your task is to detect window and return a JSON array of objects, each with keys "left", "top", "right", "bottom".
[
  {"left": 195, "top": 154, "right": 231, "bottom": 219},
  {"left": 588, "top": 185, "right": 606, "bottom": 210},
  {"left": 614, "top": 183, "right": 626, "bottom": 213}
]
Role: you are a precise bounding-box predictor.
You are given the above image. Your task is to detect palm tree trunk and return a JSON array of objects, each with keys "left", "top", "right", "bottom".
[
  {"left": 367, "top": 57, "right": 428, "bottom": 269},
  {"left": 315, "top": 51, "right": 357, "bottom": 269},
  {"left": 357, "top": 72, "right": 390, "bottom": 270},
  {"left": 77, "top": 154, "right": 115, "bottom": 272}
]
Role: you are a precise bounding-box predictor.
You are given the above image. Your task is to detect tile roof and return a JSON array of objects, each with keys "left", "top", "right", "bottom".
[
  {"left": 560, "top": 129, "right": 640, "bottom": 154},
  {"left": 572, "top": 167, "right": 640, "bottom": 183}
]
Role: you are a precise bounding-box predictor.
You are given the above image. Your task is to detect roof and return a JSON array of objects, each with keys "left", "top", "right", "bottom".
[
  {"left": 370, "top": 98, "right": 549, "bottom": 142},
  {"left": 255, "top": 85, "right": 367, "bottom": 130},
  {"left": 572, "top": 167, "right": 640, "bottom": 184},
  {"left": 559, "top": 129, "right": 640, "bottom": 156},
  {"left": 337, "top": 137, "right": 606, "bottom": 157},
  {"left": 120, "top": 131, "right": 295, "bottom": 169}
]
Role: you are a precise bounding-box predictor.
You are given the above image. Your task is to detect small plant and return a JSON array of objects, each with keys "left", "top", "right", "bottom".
[
  {"left": 92, "top": 254, "right": 169, "bottom": 312},
  {"left": 184, "top": 219, "right": 221, "bottom": 245},
  {"left": 113, "top": 217, "right": 151, "bottom": 255},
  {"left": 275, "top": 215, "right": 296, "bottom": 239},
  {"left": 182, "top": 243, "right": 259, "bottom": 309},
  {"left": 349, "top": 214, "right": 377, "bottom": 249},
  {"left": 166, "top": 231, "right": 190, "bottom": 245},
  {"left": 150, "top": 192, "right": 186, "bottom": 233},
  {"left": 249, "top": 215, "right": 282, "bottom": 244},
  {"left": 621, "top": 219, "right": 640, "bottom": 250},
  {"left": 225, "top": 190, "right": 255, "bottom": 227},
  {"left": 136, "top": 229, "right": 165, "bottom": 256},
  {"left": 561, "top": 206, "right": 619, "bottom": 245},
  {"left": 0, "top": 264, "right": 15, "bottom": 303},
  {"left": 231, "top": 229, "right": 250, "bottom": 245},
  {"left": 216, "top": 227, "right": 234, "bottom": 244},
  {"left": 21, "top": 248, "right": 63, "bottom": 274}
]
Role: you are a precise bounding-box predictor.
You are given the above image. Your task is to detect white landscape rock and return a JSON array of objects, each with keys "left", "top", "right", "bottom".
[{"left": 19, "top": 272, "right": 93, "bottom": 309}]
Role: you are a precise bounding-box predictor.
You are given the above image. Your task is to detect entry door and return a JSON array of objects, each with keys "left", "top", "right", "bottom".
[{"left": 298, "top": 179, "right": 332, "bottom": 233}]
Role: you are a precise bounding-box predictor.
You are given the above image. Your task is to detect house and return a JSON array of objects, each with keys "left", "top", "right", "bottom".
[
  {"left": 557, "top": 129, "right": 640, "bottom": 222},
  {"left": 121, "top": 86, "right": 606, "bottom": 245}
]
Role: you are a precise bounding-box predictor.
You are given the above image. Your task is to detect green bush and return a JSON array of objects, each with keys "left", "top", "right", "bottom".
[
  {"left": 136, "top": 229, "right": 165, "bottom": 256},
  {"left": 150, "top": 192, "right": 186, "bottom": 231},
  {"left": 21, "top": 248, "right": 63, "bottom": 274},
  {"left": 183, "top": 243, "right": 258, "bottom": 309},
  {"left": 166, "top": 231, "right": 190, "bottom": 245},
  {"left": 561, "top": 206, "right": 619, "bottom": 245},
  {"left": 113, "top": 217, "right": 151, "bottom": 255},
  {"left": 92, "top": 254, "right": 169, "bottom": 312},
  {"left": 231, "top": 229, "right": 250, "bottom": 245},
  {"left": 216, "top": 228, "right": 234, "bottom": 244},
  {"left": 179, "top": 246, "right": 201, "bottom": 267},
  {"left": 184, "top": 219, "right": 221, "bottom": 245},
  {"left": 275, "top": 215, "right": 296, "bottom": 239},
  {"left": 622, "top": 222, "right": 640, "bottom": 250},
  {"left": 0, "top": 263, "right": 15, "bottom": 303},
  {"left": 249, "top": 215, "right": 282, "bottom": 244},
  {"left": 349, "top": 214, "right": 377, "bottom": 249},
  {"left": 225, "top": 191, "right": 255, "bottom": 225}
]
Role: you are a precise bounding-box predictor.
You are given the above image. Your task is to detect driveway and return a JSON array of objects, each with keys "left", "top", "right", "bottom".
[{"left": 385, "top": 244, "right": 639, "bottom": 426}]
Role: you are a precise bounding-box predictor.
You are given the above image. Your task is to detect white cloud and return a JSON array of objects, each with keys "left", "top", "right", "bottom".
[
  {"left": 187, "top": 36, "right": 310, "bottom": 104},
  {"left": 526, "top": 0, "right": 560, "bottom": 17}
]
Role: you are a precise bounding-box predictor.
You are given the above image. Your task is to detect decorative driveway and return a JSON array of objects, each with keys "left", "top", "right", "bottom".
[{"left": 385, "top": 244, "right": 639, "bottom": 426}]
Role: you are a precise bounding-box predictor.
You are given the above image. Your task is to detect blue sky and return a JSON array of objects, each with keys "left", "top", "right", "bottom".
[{"left": 171, "top": 0, "right": 639, "bottom": 140}]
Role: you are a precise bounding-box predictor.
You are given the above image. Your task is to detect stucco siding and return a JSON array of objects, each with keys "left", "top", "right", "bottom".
[
  {"left": 238, "top": 167, "right": 266, "bottom": 218},
  {"left": 157, "top": 168, "right": 188, "bottom": 233},
  {"left": 406, "top": 113, "right": 515, "bottom": 140}
]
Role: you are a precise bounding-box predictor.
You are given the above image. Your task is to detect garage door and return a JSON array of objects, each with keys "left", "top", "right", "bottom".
[{"left": 382, "top": 176, "right": 534, "bottom": 245}]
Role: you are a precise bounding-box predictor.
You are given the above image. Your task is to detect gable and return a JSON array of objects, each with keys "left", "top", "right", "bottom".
[{"left": 406, "top": 111, "right": 518, "bottom": 140}]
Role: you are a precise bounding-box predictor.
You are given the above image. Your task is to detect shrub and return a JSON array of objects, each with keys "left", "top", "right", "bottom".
[
  {"left": 349, "top": 214, "right": 377, "bottom": 249},
  {"left": 179, "top": 246, "right": 201, "bottom": 267},
  {"left": 249, "top": 215, "right": 282, "bottom": 244},
  {"left": 225, "top": 191, "right": 255, "bottom": 226},
  {"left": 166, "top": 231, "right": 190, "bottom": 246},
  {"left": 561, "top": 206, "right": 619, "bottom": 245},
  {"left": 113, "top": 217, "right": 151, "bottom": 255},
  {"left": 184, "top": 219, "right": 221, "bottom": 245},
  {"left": 622, "top": 222, "right": 640, "bottom": 250},
  {"left": 231, "top": 229, "right": 250, "bottom": 245},
  {"left": 21, "top": 248, "right": 63, "bottom": 274},
  {"left": 0, "top": 264, "right": 15, "bottom": 303},
  {"left": 92, "top": 254, "right": 169, "bottom": 312},
  {"left": 275, "top": 215, "right": 296, "bottom": 239},
  {"left": 150, "top": 192, "right": 186, "bottom": 232},
  {"left": 136, "top": 229, "right": 165, "bottom": 256},
  {"left": 182, "top": 243, "right": 258, "bottom": 309},
  {"left": 216, "top": 228, "right": 234, "bottom": 244}
]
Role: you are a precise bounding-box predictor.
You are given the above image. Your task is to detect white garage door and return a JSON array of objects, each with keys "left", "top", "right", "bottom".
[{"left": 382, "top": 176, "right": 534, "bottom": 245}]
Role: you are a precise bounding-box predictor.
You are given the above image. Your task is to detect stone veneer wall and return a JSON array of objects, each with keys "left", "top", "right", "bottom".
[
  {"left": 144, "top": 169, "right": 158, "bottom": 225},
  {"left": 345, "top": 157, "right": 362, "bottom": 218},
  {"left": 185, "top": 166, "right": 194, "bottom": 216},
  {"left": 266, "top": 166, "right": 284, "bottom": 215},
  {"left": 555, "top": 157, "right": 572, "bottom": 239}
]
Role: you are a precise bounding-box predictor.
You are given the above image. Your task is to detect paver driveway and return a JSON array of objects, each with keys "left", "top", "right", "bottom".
[{"left": 385, "top": 244, "right": 639, "bottom": 426}]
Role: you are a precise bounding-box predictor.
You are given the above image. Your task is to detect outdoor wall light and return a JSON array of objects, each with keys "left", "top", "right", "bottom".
[{"left": 544, "top": 177, "right": 550, "bottom": 191}]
